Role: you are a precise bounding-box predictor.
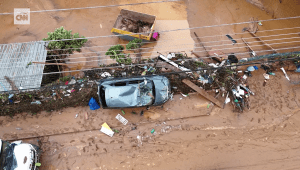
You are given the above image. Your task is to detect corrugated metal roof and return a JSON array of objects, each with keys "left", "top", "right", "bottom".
[{"left": 0, "top": 41, "right": 47, "bottom": 92}]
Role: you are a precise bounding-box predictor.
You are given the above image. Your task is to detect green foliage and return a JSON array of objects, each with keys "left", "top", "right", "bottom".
[
  {"left": 25, "top": 93, "right": 32, "bottom": 98},
  {"left": 194, "top": 61, "right": 206, "bottom": 67},
  {"left": 43, "top": 26, "right": 88, "bottom": 56},
  {"left": 126, "top": 38, "right": 143, "bottom": 50},
  {"left": 106, "top": 45, "right": 132, "bottom": 64},
  {"left": 106, "top": 45, "right": 124, "bottom": 56},
  {"left": 226, "top": 69, "right": 234, "bottom": 74},
  {"left": 113, "top": 129, "right": 119, "bottom": 133},
  {"left": 59, "top": 76, "right": 71, "bottom": 82}
]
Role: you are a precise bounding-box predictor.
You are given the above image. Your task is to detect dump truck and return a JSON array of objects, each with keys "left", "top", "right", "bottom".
[{"left": 111, "top": 9, "right": 156, "bottom": 42}]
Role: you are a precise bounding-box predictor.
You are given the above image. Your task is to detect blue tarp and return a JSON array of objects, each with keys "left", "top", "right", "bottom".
[{"left": 89, "top": 97, "right": 100, "bottom": 110}]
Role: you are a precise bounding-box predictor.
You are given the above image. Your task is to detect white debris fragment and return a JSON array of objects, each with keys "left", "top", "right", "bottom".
[
  {"left": 280, "top": 67, "right": 290, "bottom": 81},
  {"left": 116, "top": 114, "right": 129, "bottom": 125},
  {"left": 100, "top": 126, "right": 114, "bottom": 137},
  {"left": 101, "top": 72, "right": 111, "bottom": 78}
]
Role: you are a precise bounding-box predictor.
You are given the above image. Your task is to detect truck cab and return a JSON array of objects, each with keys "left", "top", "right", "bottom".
[{"left": 0, "top": 139, "right": 41, "bottom": 170}]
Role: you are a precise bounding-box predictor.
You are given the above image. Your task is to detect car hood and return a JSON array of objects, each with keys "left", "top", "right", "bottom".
[
  {"left": 14, "top": 144, "right": 35, "bottom": 170},
  {"left": 152, "top": 76, "right": 170, "bottom": 105}
]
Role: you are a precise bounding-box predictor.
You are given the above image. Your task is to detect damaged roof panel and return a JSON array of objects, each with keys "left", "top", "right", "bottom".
[{"left": 0, "top": 41, "right": 47, "bottom": 92}]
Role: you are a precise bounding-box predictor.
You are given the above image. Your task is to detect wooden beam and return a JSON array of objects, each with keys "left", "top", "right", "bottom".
[
  {"left": 182, "top": 79, "right": 223, "bottom": 108},
  {"left": 247, "top": 31, "right": 278, "bottom": 53},
  {"left": 32, "top": 62, "right": 79, "bottom": 67},
  {"left": 194, "top": 32, "right": 210, "bottom": 57},
  {"left": 241, "top": 38, "right": 256, "bottom": 56},
  {"left": 4, "top": 76, "right": 18, "bottom": 91}
]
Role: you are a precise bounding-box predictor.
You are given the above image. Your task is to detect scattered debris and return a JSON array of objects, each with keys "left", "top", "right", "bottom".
[
  {"left": 85, "top": 112, "right": 89, "bottom": 120},
  {"left": 101, "top": 72, "right": 111, "bottom": 78},
  {"left": 180, "top": 92, "right": 188, "bottom": 97},
  {"left": 69, "top": 79, "right": 76, "bottom": 85},
  {"left": 280, "top": 67, "right": 290, "bottom": 81},
  {"left": 182, "top": 79, "right": 223, "bottom": 108},
  {"left": 75, "top": 114, "right": 78, "bottom": 118},
  {"left": 226, "top": 34, "right": 237, "bottom": 45},
  {"left": 151, "top": 129, "right": 155, "bottom": 134},
  {"left": 263, "top": 73, "right": 270, "bottom": 80},
  {"left": 100, "top": 122, "right": 114, "bottom": 137},
  {"left": 116, "top": 114, "right": 129, "bottom": 125},
  {"left": 31, "top": 101, "right": 41, "bottom": 105}
]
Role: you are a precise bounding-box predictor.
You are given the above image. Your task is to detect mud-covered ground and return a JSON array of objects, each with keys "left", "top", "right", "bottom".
[{"left": 1, "top": 68, "right": 300, "bottom": 169}]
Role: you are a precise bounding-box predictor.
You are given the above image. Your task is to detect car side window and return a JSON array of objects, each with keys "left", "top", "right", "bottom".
[
  {"left": 114, "top": 82, "right": 127, "bottom": 86},
  {"left": 128, "top": 80, "right": 140, "bottom": 84}
]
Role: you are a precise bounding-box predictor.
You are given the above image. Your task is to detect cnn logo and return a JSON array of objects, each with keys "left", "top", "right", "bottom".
[{"left": 14, "top": 8, "right": 30, "bottom": 25}]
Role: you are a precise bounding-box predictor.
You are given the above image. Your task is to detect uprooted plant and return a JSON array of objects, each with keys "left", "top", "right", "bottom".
[
  {"left": 106, "top": 44, "right": 132, "bottom": 64},
  {"left": 126, "top": 38, "right": 143, "bottom": 50},
  {"left": 42, "top": 26, "right": 88, "bottom": 85}
]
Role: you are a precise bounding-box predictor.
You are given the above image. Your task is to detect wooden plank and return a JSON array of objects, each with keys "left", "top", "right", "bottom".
[
  {"left": 182, "top": 79, "right": 223, "bottom": 108},
  {"left": 32, "top": 62, "right": 79, "bottom": 67},
  {"left": 247, "top": 31, "right": 278, "bottom": 53},
  {"left": 156, "top": 61, "right": 187, "bottom": 77},
  {"left": 194, "top": 32, "right": 210, "bottom": 58},
  {"left": 241, "top": 38, "right": 256, "bottom": 57},
  {"left": 4, "top": 76, "right": 18, "bottom": 91}
]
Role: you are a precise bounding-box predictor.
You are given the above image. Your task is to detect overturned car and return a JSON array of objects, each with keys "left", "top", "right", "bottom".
[
  {"left": 98, "top": 75, "right": 171, "bottom": 108},
  {"left": 0, "top": 139, "right": 41, "bottom": 170}
]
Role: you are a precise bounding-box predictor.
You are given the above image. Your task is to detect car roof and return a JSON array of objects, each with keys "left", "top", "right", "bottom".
[{"left": 103, "top": 79, "right": 154, "bottom": 108}]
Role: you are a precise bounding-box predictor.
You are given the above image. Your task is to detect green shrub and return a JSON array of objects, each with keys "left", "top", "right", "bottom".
[
  {"left": 126, "top": 38, "right": 143, "bottom": 50},
  {"left": 43, "top": 26, "right": 88, "bottom": 56},
  {"left": 106, "top": 45, "right": 131, "bottom": 64}
]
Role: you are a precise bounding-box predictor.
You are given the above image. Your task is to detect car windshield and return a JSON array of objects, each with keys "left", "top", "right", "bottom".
[
  {"left": 137, "top": 79, "right": 155, "bottom": 106},
  {"left": 0, "top": 141, "right": 18, "bottom": 170}
]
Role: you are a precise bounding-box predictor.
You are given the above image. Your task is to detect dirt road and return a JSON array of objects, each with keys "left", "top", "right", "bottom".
[{"left": 1, "top": 68, "right": 300, "bottom": 169}]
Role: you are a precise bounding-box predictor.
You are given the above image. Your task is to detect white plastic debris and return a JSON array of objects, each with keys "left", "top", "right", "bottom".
[
  {"left": 8, "top": 94, "right": 14, "bottom": 99},
  {"left": 115, "top": 114, "right": 128, "bottom": 125},
  {"left": 167, "top": 53, "right": 175, "bottom": 59},
  {"left": 208, "top": 63, "right": 218, "bottom": 68},
  {"left": 31, "top": 101, "right": 41, "bottom": 105},
  {"left": 100, "top": 126, "right": 114, "bottom": 137},
  {"left": 280, "top": 67, "right": 290, "bottom": 81},
  {"left": 180, "top": 92, "right": 188, "bottom": 97},
  {"left": 263, "top": 73, "right": 270, "bottom": 80},
  {"left": 100, "top": 122, "right": 114, "bottom": 137},
  {"left": 225, "top": 97, "right": 230, "bottom": 104},
  {"left": 170, "top": 93, "right": 174, "bottom": 100},
  {"left": 238, "top": 90, "right": 245, "bottom": 96},
  {"left": 137, "top": 135, "right": 142, "bottom": 145},
  {"left": 101, "top": 72, "right": 111, "bottom": 78},
  {"left": 75, "top": 114, "right": 78, "bottom": 118},
  {"left": 69, "top": 79, "right": 76, "bottom": 85}
]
